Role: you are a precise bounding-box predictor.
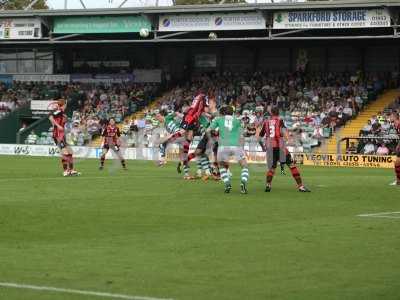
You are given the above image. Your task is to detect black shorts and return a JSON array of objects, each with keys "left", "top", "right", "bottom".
[
  {"left": 180, "top": 120, "right": 196, "bottom": 131},
  {"left": 268, "top": 148, "right": 293, "bottom": 169},
  {"left": 54, "top": 137, "right": 67, "bottom": 149},
  {"left": 213, "top": 141, "right": 218, "bottom": 156},
  {"left": 196, "top": 135, "right": 208, "bottom": 153},
  {"left": 103, "top": 143, "right": 120, "bottom": 152}
]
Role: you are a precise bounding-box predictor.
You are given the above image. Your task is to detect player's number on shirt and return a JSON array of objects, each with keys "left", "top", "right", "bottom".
[
  {"left": 269, "top": 123, "right": 276, "bottom": 138},
  {"left": 224, "top": 117, "right": 233, "bottom": 131}
]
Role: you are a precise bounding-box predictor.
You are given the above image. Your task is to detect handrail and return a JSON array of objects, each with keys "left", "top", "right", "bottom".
[{"left": 16, "top": 116, "right": 49, "bottom": 144}]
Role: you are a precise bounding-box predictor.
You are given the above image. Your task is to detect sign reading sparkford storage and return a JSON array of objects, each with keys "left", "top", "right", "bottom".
[
  {"left": 0, "top": 18, "right": 42, "bottom": 39},
  {"left": 303, "top": 153, "right": 395, "bottom": 169},
  {"left": 54, "top": 16, "right": 151, "bottom": 34},
  {"left": 159, "top": 12, "right": 265, "bottom": 32},
  {"left": 273, "top": 9, "right": 390, "bottom": 29}
]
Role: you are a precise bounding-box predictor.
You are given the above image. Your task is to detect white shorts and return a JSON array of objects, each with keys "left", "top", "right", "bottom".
[{"left": 217, "top": 146, "right": 246, "bottom": 162}]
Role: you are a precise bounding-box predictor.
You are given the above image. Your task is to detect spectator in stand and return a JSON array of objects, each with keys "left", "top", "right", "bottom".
[
  {"left": 381, "top": 120, "right": 391, "bottom": 133},
  {"left": 19, "top": 123, "right": 28, "bottom": 132},
  {"left": 244, "top": 122, "right": 256, "bottom": 137},
  {"left": 371, "top": 122, "right": 382, "bottom": 136},
  {"left": 122, "top": 119, "right": 132, "bottom": 136},
  {"left": 360, "top": 120, "right": 372, "bottom": 135},
  {"left": 86, "top": 115, "right": 101, "bottom": 138},
  {"left": 376, "top": 143, "right": 390, "bottom": 155},
  {"left": 26, "top": 131, "right": 38, "bottom": 145},
  {"left": 343, "top": 103, "right": 353, "bottom": 119},
  {"left": 346, "top": 142, "right": 358, "bottom": 154},
  {"left": 312, "top": 125, "right": 324, "bottom": 140},
  {"left": 363, "top": 140, "right": 376, "bottom": 154}
]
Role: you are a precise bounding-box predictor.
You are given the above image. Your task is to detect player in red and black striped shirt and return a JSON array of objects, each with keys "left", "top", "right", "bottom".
[
  {"left": 48, "top": 99, "right": 81, "bottom": 177},
  {"left": 389, "top": 113, "right": 400, "bottom": 186},
  {"left": 258, "top": 107, "right": 309, "bottom": 192},
  {"left": 99, "top": 118, "right": 127, "bottom": 170}
]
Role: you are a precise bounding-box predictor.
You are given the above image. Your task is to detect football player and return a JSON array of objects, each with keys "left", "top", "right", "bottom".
[
  {"left": 258, "top": 107, "right": 310, "bottom": 192},
  {"left": 99, "top": 118, "right": 127, "bottom": 170},
  {"left": 49, "top": 99, "right": 81, "bottom": 177}
]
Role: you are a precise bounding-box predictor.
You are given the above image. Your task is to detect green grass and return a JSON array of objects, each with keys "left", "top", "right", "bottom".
[{"left": 0, "top": 156, "right": 399, "bottom": 300}]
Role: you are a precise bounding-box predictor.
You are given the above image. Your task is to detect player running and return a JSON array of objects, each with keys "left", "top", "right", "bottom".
[
  {"left": 208, "top": 106, "right": 249, "bottom": 194},
  {"left": 99, "top": 118, "right": 127, "bottom": 170},
  {"left": 258, "top": 107, "right": 310, "bottom": 192},
  {"left": 48, "top": 99, "right": 81, "bottom": 177}
]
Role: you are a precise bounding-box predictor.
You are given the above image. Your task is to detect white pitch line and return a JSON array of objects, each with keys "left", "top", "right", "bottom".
[
  {"left": 357, "top": 211, "right": 400, "bottom": 219},
  {"left": 0, "top": 282, "right": 174, "bottom": 300},
  {"left": 358, "top": 211, "right": 400, "bottom": 217},
  {"left": 0, "top": 176, "right": 107, "bottom": 182},
  {"left": 0, "top": 175, "right": 164, "bottom": 182}
]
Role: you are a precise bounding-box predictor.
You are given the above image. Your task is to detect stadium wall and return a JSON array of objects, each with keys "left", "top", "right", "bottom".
[{"left": 0, "top": 144, "right": 395, "bottom": 169}]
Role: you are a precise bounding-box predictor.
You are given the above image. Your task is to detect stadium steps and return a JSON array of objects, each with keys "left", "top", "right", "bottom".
[
  {"left": 318, "top": 89, "right": 399, "bottom": 154},
  {"left": 90, "top": 93, "right": 168, "bottom": 147}
]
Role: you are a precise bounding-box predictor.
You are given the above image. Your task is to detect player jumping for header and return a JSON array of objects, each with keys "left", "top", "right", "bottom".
[
  {"left": 99, "top": 118, "right": 127, "bottom": 170},
  {"left": 258, "top": 107, "right": 310, "bottom": 193},
  {"left": 49, "top": 99, "right": 81, "bottom": 177},
  {"left": 208, "top": 106, "right": 249, "bottom": 194},
  {"left": 191, "top": 96, "right": 220, "bottom": 180}
]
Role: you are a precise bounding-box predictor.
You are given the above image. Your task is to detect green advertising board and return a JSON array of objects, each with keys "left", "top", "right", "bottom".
[{"left": 53, "top": 16, "right": 151, "bottom": 34}]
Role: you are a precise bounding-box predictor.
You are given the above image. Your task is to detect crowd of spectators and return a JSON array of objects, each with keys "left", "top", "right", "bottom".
[
  {"left": 11, "top": 81, "right": 160, "bottom": 146},
  {"left": 353, "top": 96, "right": 400, "bottom": 155},
  {"left": 0, "top": 70, "right": 392, "bottom": 151},
  {"left": 0, "top": 82, "right": 31, "bottom": 119},
  {"left": 141, "top": 71, "right": 386, "bottom": 152}
]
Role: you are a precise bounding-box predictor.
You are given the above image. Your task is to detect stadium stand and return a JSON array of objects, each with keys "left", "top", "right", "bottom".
[
  {"left": 0, "top": 82, "right": 161, "bottom": 146},
  {"left": 0, "top": 82, "right": 30, "bottom": 120},
  {"left": 139, "top": 71, "right": 387, "bottom": 152},
  {"left": 324, "top": 90, "right": 400, "bottom": 154},
  {"left": 354, "top": 94, "right": 400, "bottom": 155},
  {"left": 0, "top": 69, "right": 392, "bottom": 152}
]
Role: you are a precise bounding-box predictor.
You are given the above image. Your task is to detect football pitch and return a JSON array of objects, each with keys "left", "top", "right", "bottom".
[{"left": 0, "top": 156, "right": 399, "bottom": 300}]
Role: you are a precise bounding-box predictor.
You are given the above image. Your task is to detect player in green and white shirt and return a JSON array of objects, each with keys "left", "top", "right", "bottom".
[
  {"left": 208, "top": 106, "right": 249, "bottom": 194},
  {"left": 155, "top": 110, "right": 183, "bottom": 166},
  {"left": 164, "top": 112, "right": 181, "bottom": 135},
  {"left": 188, "top": 114, "right": 213, "bottom": 179}
]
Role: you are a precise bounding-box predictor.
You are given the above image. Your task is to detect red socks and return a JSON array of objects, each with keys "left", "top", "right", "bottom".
[
  {"left": 290, "top": 166, "right": 303, "bottom": 186},
  {"left": 395, "top": 161, "right": 400, "bottom": 183},
  {"left": 61, "top": 154, "right": 68, "bottom": 171},
  {"left": 187, "top": 153, "right": 196, "bottom": 162},
  {"left": 266, "top": 169, "right": 275, "bottom": 185}
]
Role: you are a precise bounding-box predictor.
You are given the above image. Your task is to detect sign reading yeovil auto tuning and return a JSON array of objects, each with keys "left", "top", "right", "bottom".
[
  {"left": 273, "top": 9, "right": 390, "bottom": 29},
  {"left": 0, "top": 18, "right": 42, "bottom": 39},
  {"left": 159, "top": 12, "right": 266, "bottom": 32}
]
